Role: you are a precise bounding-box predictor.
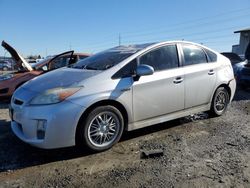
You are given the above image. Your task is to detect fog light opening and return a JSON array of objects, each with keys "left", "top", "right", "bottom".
[{"left": 36, "top": 120, "right": 47, "bottom": 140}]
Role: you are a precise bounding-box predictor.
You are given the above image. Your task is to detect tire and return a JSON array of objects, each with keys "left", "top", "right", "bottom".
[
  {"left": 3, "top": 67, "right": 8, "bottom": 71},
  {"left": 209, "top": 87, "right": 230, "bottom": 117},
  {"left": 76, "top": 105, "right": 124, "bottom": 152}
]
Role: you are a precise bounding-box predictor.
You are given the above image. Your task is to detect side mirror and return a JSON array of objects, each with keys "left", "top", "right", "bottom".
[{"left": 136, "top": 64, "right": 154, "bottom": 76}]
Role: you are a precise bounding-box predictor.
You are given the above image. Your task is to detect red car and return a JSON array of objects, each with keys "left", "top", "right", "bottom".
[{"left": 0, "top": 41, "right": 90, "bottom": 99}]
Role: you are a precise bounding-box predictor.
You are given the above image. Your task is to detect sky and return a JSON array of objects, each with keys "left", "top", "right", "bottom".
[{"left": 0, "top": 0, "right": 250, "bottom": 58}]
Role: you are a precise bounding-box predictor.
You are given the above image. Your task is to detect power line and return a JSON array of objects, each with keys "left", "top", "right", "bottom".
[
  {"left": 119, "top": 33, "right": 121, "bottom": 46},
  {"left": 77, "top": 7, "right": 250, "bottom": 49},
  {"left": 77, "top": 8, "right": 250, "bottom": 50},
  {"left": 122, "top": 13, "right": 250, "bottom": 40},
  {"left": 121, "top": 24, "right": 247, "bottom": 45},
  {"left": 119, "top": 7, "right": 250, "bottom": 36}
]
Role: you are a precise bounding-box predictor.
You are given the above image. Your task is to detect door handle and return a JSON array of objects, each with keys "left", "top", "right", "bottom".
[
  {"left": 208, "top": 69, "right": 215, "bottom": 75},
  {"left": 120, "top": 87, "right": 131, "bottom": 92},
  {"left": 173, "top": 77, "right": 183, "bottom": 84}
]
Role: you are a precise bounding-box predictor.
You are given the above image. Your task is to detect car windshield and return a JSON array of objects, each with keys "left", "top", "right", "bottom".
[{"left": 73, "top": 43, "right": 155, "bottom": 70}]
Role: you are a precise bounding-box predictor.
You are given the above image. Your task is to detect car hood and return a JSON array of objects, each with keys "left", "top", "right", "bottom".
[
  {"left": 1, "top": 40, "right": 33, "bottom": 71},
  {"left": 21, "top": 67, "right": 101, "bottom": 93}
]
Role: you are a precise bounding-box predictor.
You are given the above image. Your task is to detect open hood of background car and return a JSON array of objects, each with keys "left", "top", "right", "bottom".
[{"left": 1, "top": 40, "right": 33, "bottom": 71}]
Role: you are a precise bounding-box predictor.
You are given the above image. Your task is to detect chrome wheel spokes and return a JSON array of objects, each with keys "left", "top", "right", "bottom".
[
  {"left": 215, "top": 91, "right": 227, "bottom": 112},
  {"left": 88, "top": 112, "right": 119, "bottom": 147}
]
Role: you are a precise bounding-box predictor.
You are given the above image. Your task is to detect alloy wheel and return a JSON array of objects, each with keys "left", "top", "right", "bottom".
[{"left": 87, "top": 111, "right": 120, "bottom": 148}]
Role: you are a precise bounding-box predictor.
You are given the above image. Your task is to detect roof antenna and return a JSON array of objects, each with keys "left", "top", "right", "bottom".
[{"left": 119, "top": 33, "right": 121, "bottom": 46}]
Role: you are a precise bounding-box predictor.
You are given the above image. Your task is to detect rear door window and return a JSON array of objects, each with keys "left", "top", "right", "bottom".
[{"left": 182, "top": 44, "right": 207, "bottom": 66}]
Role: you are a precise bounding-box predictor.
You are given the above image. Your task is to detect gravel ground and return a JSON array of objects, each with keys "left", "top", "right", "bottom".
[{"left": 0, "top": 89, "right": 250, "bottom": 187}]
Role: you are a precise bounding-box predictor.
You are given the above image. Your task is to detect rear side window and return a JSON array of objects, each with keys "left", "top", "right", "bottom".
[
  {"left": 205, "top": 49, "right": 217, "bottom": 62},
  {"left": 182, "top": 44, "right": 207, "bottom": 66},
  {"left": 139, "top": 45, "right": 179, "bottom": 71}
]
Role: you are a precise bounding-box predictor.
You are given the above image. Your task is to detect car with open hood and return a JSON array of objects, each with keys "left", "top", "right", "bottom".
[
  {"left": 0, "top": 41, "right": 90, "bottom": 99},
  {"left": 10, "top": 41, "right": 236, "bottom": 152},
  {"left": 0, "top": 60, "right": 12, "bottom": 71}
]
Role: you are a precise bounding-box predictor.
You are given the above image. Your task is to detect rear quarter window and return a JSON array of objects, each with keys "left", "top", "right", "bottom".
[{"left": 204, "top": 49, "right": 217, "bottom": 62}]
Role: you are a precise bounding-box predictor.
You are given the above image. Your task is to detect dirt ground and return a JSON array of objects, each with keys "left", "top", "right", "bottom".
[{"left": 0, "top": 89, "right": 250, "bottom": 188}]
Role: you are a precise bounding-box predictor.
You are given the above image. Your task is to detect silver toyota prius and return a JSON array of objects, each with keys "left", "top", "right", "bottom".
[{"left": 10, "top": 41, "right": 236, "bottom": 151}]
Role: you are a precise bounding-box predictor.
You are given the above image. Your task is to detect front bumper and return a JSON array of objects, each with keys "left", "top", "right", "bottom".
[{"left": 10, "top": 100, "right": 85, "bottom": 149}]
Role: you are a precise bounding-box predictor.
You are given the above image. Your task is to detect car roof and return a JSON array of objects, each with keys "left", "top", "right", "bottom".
[
  {"left": 106, "top": 43, "right": 157, "bottom": 54},
  {"left": 106, "top": 41, "right": 216, "bottom": 54}
]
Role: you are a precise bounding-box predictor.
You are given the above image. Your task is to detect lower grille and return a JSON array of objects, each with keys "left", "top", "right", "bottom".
[{"left": 14, "top": 99, "right": 24, "bottom": 105}]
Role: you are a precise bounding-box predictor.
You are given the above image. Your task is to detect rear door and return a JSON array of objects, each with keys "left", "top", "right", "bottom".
[
  {"left": 180, "top": 43, "right": 217, "bottom": 108},
  {"left": 132, "top": 44, "right": 184, "bottom": 122}
]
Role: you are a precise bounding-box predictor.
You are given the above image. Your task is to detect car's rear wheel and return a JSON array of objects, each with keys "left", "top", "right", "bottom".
[
  {"left": 77, "top": 105, "right": 124, "bottom": 152},
  {"left": 210, "top": 87, "right": 230, "bottom": 117}
]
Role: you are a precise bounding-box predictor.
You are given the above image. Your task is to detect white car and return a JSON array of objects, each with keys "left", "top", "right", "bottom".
[{"left": 10, "top": 41, "right": 236, "bottom": 152}]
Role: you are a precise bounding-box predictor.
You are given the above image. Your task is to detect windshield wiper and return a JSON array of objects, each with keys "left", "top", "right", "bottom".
[
  {"left": 104, "top": 64, "right": 114, "bottom": 69},
  {"left": 84, "top": 65, "right": 99, "bottom": 70},
  {"left": 70, "top": 65, "right": 84, "bottom": 69}
]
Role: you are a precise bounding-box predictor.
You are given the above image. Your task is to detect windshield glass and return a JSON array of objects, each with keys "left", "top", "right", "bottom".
[
  {"left": 73, "top": 43, "right": 155, "bottom": 70},
  {"left": 73, "top": 52, "right": 132, "bottom": 70}
]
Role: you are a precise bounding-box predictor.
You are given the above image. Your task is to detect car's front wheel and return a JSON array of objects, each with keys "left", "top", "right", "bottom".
[
  {"left": 77, "top": 105, "right": 124, "bottom": 152},
  {"left": 210, "top": 87, "right": 230, "bottom": 117}
]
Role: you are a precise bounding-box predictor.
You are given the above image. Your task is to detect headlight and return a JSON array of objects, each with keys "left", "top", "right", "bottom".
[
  {"left": 30, "top": 86, "right": 82, "bottom": 105},
  {"left": 0, "top": 74, "right": 13, "bottom": 81}
]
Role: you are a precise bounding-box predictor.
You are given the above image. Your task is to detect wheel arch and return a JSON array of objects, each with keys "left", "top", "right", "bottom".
[
  {"left": 75, "top": 99, "right": 129, "bottom": 143},
  {"left": 210, "top": 83, "right": 232, "bottom": 103}
]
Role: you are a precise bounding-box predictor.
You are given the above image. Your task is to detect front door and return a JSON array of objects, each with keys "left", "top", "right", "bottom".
[{"left": 132, "top": 44, "right": 185, "bottom": 122}]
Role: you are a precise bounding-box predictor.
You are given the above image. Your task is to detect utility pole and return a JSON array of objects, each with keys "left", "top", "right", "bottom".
[
  {"left": 4, "top": 49, "right": 7, "bottom": 59},
  {"left": 119, "top": 33, "right": 121, "bottom": 46}
]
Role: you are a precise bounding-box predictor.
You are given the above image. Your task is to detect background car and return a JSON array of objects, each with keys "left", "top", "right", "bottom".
[
  {"left": 0, "top": 41, "right": 90, "bottom": 99},
  {"left": 0, "top": 60, "right": 12, "bottom": 71},
  {"left": 10, "top": 41, "right": 236, "bottom": 152},
  {"left": 27, "top": 59, "right": 37, "bottom": 66},
  {"left": 221, "top": 52, "right": 250, "bottom": 88}
]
